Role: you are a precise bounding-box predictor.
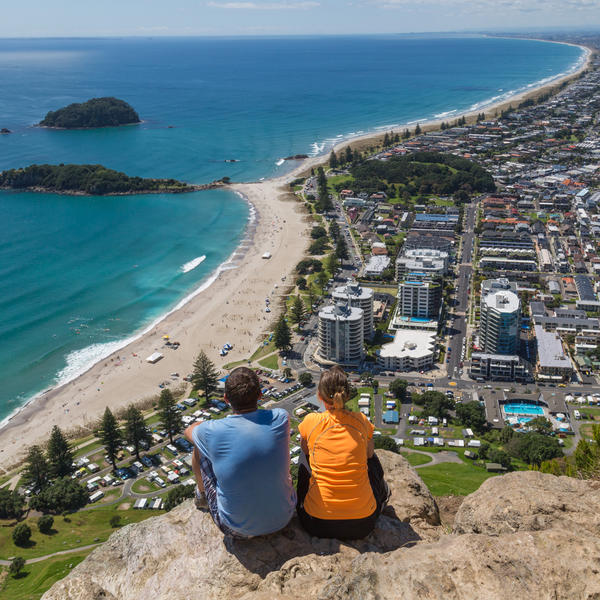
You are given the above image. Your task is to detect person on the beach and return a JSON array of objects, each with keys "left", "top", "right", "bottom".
[
  {"left": 185, "top": 366, "right": 295, "bottom": 538},
  {"left": 296, "top": 366, "right": 390, "bottom": 539}
]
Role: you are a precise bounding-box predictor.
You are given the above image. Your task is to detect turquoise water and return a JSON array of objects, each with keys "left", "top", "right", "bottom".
[
  {"left": 0, "top": 36, "right": 585, "bottom": 421},
  {"left": 503, "top": 403, "right": 545, "bottom": 416}
]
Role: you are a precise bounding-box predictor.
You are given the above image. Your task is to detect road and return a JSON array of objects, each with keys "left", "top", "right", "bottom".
[{"left": 446, "top": 202, "right": 477, "bottom": 381}]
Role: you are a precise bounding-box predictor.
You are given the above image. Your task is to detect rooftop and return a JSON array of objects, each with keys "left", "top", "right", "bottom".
[
  {"left": 534, "top": 325, "right": 573, "bottom": 370},
  {"left": 379, "top": 329, "right": 436, "bottom": 360},
  {"left": 482, "top": 289, "right": 520, "bottom": 314},
  {"left": 332, "top": 282, "right": 374, "bottom": 301}
]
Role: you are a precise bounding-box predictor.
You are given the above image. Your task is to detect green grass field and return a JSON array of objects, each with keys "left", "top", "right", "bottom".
[
  {"left": 418, "top": 462, "right": 497, "bottom": 496},
  {"left": 250, "top": 339, "right": 276, "bottom": 362},
  {"left": 0, "top": 508, "right": 162, "bottom": 561},
  {"left": 400, "top": 452, "right": 433, "bottom": 466},
  {"left": 258, "top": 353, "right": 279, "bottom": 371},
  {"left": 131, "top": 478, "right": 162, "bottom": 494},
  {"left": 0, "top": 551, "right": 89, "bottom": 600}
]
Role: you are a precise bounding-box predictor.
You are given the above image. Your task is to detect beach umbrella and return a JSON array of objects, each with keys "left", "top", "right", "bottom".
[{"left": 163, "top": 335, "right": 170, "bottom": 339}]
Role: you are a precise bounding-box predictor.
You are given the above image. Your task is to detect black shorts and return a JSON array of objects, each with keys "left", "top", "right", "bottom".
[{"left": 296, "top": 453, "right": 390, "bottom": 540}]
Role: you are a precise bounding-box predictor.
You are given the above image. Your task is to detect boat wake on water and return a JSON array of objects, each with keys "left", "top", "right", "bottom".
[{"left": 180, "top": 255, "right": 207, "bottom": 273}]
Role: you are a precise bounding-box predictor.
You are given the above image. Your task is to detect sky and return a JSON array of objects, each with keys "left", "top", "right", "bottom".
[{"left": 3, "top": 0, "right": 600, "bottom": 37}]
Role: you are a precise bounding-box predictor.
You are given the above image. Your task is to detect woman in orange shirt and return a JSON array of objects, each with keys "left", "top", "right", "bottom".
[{"left": 296, "top": 366, "right": 390, "bottom": 539}]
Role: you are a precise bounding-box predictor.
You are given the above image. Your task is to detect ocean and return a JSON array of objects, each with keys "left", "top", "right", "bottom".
[{"left": 0, "top": 35, "right": 584, "bottom": 421}]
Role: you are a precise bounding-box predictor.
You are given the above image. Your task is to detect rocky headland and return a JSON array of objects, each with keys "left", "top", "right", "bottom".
[{"left": 42, "top": 451, "right": 600, "bottom": 600}]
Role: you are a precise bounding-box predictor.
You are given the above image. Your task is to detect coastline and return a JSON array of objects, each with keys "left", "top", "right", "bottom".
[
  {"left": 0, "top": 40, "right": 592, "bottom": 469},
  {"left": 0, "top": 181, "right": 226, "bottom": 196},
  {"left": 0, "top": 176, "right": 310, "bottom": 469},
  {"left": 301, "top": 39, "right": 593, "bottom": 165}
]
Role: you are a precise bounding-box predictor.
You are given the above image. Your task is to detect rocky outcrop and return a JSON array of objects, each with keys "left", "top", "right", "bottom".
[
  {"left": 453, "top": 470, "right": 600, "bottom": 536},
  {"left": 43, "top": 453, "right": 600, "bottom": 600}
]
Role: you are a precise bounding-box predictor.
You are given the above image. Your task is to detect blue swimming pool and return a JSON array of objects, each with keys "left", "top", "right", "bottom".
[{"left": 503, "top": 403, "right": 544, "bottom": 416}]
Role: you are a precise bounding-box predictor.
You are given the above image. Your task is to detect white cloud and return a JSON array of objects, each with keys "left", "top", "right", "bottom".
[
  {"left": 207, "top": 1, "right": 319, "bottom": 8},
  {"left": 376, "top": 0, "right": 600, "bottom": 9}
]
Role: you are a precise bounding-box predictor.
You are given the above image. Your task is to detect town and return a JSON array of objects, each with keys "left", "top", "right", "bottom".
[{"left": 2, "top": 32, "right": 600, "bottom": 598}]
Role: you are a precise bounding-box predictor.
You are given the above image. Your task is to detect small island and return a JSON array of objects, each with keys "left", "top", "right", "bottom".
[
  {"left": 0, "top": 164, "right": 201, "bottom": 195},
  {"left": 39, "top": 97, "right": 141, "bottom": 129}
]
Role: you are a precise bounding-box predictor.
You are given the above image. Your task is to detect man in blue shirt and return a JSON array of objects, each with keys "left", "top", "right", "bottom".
[{"left": 184, "top": 367, "right": 295, "bottom": 538}]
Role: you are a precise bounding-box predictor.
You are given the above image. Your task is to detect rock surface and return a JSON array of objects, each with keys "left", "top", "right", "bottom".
[
  {"left": 453, "top": 470, "right": 600, "bottom": 536},
  {"left": 43, "top": 452, "right": 600, "bottom": 600}
]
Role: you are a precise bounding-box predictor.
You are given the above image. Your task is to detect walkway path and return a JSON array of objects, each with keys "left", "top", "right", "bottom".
[
  {"left": 400, "top": 447, "right": 464, "bottom": 468},
  {"left": 0, "top": 543, "right": 103, "bottom": 566}
]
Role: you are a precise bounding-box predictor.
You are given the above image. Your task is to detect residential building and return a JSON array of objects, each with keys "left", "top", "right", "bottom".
[
  {"left": 534, "top": 324, "right": 574, "bottom": 381},
  {"left": 377, "top": 330, "right": 436, "bottom": 372},
  {"left": 575, "top": 274, "right": 600, "bottom": 312},
  {"left": 480, "top": 278, "right": 521, "bottom": 355},
  {"left": 364, "top": 255, "right": 391, "bottom": 277},
  {"left": 317, "top": 303, "right": 364, "bottom": 365},
  {"left": 397, "top": 277, "right": 441, "bottom": 320},
  {"left": 395, "top": 248, "right": 449, "bottom": 279},
  {"left": 332, "top": 282, "right": 374, "bottom": 339},
  {"left": 470, "top": 353, "right": 529, "bottom": 381}
]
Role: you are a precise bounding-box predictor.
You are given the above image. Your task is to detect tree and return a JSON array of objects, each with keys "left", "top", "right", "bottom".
[
  {"left": 158, "top": 388, "right": 183, "bottom": 445},
  {"left": 273, "top": 316, "right": 292, "bottom": 352},
  {"left": 311, "top": 225, "right": 327, "bottom": 239},
  {"left": 0, "top": 489, "right": 25, "bottom": 520},
  {"left": 29, "top": 477, "right": 88, "bottom": 514},
  {"left": 12, "top": 523, "right": 31, "bottom": 547},
  {"left": 295, "top": 276, "right": 307, "bottom": 290},
  {"left": 283, "top": 367, "right": 292, "bottom": 379},
  {"left": 315, "top": 269, "right": 328, "bottom": 292},
  {"left": 309, "top": 237, "right": 328, "bottom": 255},
  {"left": 373, "top": 435, "right": 399, "bottom": 453},
  {"left": 291, "top": 295, "right": 306, "bottom": 324},
  {"left": 23, "top": 445, "right": 49, "bottom": 491},
  {"left": 298, "top": 372, "right": 313, "bottom": 386},
  {"left": 164, "top": 484, "right": 196, "bottom": 511},
  {"left": 345, "top": 146, "right": 353, "bottom": 164},
  {"left": 402, "top": 128, "right": 410, "bottom": 139},
  {"left": 192, "top": 350, "right": 219, "bottom": 401},
  {"left": 110, "top": 515, "right": 121, "bottom": 528},
  {"left": 499, "top": 425, "right": 515, "bottom": 444},
  {"left": 329, "top": 150, "right": 338, "bottom": 169},
  {"left": 488, "top": 448, "right": 512, "bottom": 470},
  {"left": 8, "top": 556, "right": 25, "bottom": 579},
  {"left": 389, "top": 378, "right": 408, "bottom": 401},
  {"left": 124, "top": 405, "right": 151, "bottom": 461},
  {"left": 416, "top": 391, "right": 454, "bottom": 419},
  {"left": 9, "top": 556, "right": 25, "bottom": 578},
  {"left": 456, "top": 401, "right": 487, "bottom": 433},
  {"left": 574, "top": 425, "right": 600, "bottom": 477},
  {"left": 415, "top": 123, "right": 422, "bottom": 135},
  {"left": 47, "top": 425, "right": 74, "bottom": 479},
  {"left": 506, "top": 433, "right": 562, "bottom": 466},
  {"left": 38, "top": 514, "right": 54, "bottom": 534},
  {"left": 307, "top": 284, "right": 317, "bottom": 312},
  {"left": 324, "top": 252, "right": 339, "bottom": 277},
  {"left": 527, "top": 416, "right": 553, "bottom": 435},
  {"left": 335, "top": 236, "right": 349, "bottom": 262},
  {"left": 99, "top": 407, "right": 122, "bottom": 471},
  {"left": 328, "top": 219, "right": 340, "bottom": 242}
]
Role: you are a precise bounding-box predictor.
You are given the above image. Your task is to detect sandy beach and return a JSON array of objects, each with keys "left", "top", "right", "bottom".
[
  {"left": 0, "top": 176, "right": 310, "bottom": 469},
  {"left": 0, "top": 41, "right": 592, "bottom": 470}
]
